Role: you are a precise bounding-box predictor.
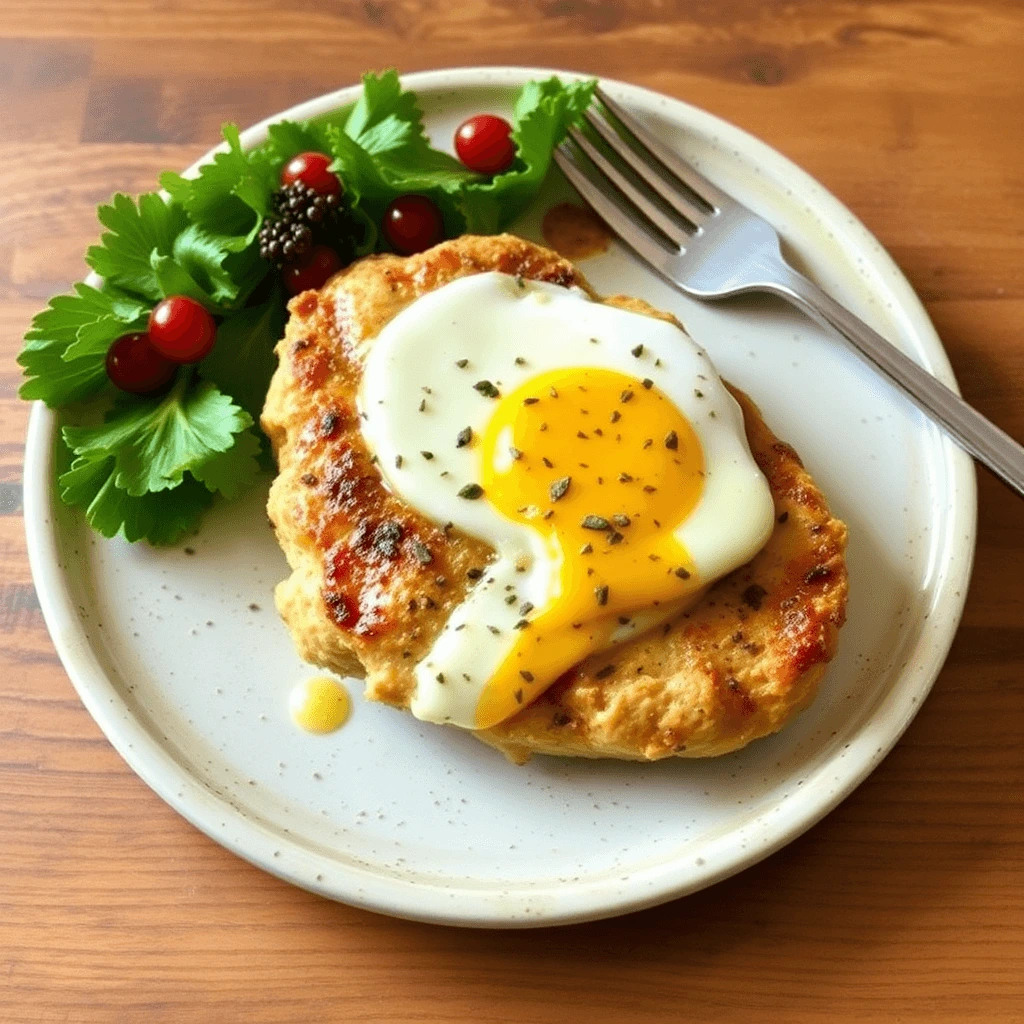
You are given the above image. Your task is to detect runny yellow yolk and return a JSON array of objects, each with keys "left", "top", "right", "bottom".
[
  {"left": 475, "top": 366, "right": 705, "bottom": 729},
  {"left": 289, "top": 676, "right": 351, "bottom": 734}
]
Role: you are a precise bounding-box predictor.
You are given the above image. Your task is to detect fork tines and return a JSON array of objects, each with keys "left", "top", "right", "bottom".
[{"left": 555, "top": 86, "right": 735, "bottom": 254}]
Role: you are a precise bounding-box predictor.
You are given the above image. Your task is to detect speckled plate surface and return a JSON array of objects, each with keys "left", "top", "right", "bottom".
[{"left": 23, "top": 67, "right": 976, "bottom": 928}]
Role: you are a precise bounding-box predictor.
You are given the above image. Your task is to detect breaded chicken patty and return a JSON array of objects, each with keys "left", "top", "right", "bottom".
[{"left": 262, "top": 234, "right": 848, "bottom": 762}]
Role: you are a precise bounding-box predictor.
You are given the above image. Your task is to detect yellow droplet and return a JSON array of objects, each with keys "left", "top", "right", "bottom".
[{"left": 289, "top": 676, "right": 350, "bottom": 734}]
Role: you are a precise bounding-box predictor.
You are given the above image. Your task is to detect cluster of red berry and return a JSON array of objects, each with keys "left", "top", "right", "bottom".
[
  {"left": 385, "top": 114, "right": 516, "bottom": 256},
  {"left": 279, "top": 114, "right": 516, "bottom": 288},
  {"left": 105, "top": 296, "right": 216, "bottom": 395},
  {"left": 105, "top": 114, "right": 516, "bottom": 394}
]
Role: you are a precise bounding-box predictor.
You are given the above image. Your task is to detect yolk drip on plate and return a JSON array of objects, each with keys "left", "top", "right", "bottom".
[
  {"left": 289, "top": 676, "right": 351, "bottom": 734},
  {"left": 475, "top": 366, "right": 705, "bottom": 728}
]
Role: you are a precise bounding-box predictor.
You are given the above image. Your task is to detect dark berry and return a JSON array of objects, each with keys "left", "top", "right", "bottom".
[
  {"left": 383, "top": 195, "right": 444, "bottom": 255},
  {"left": 106, "top": 333, "right": 176, "bottom": 394},
  {"left": 282, "top": 244, "right": 342, "bottom": 295},
  {"left": 455, "top": 114, "right": 516, "bottom": 175},
  {"left": 281, "top": 152, "right": 342, "bottom": 196},
  {"left": 257, "top": 180, "right": 345, "bottom": 268},
  {"left": 148, "top": 296, "right": 217, "bottom": 363}
]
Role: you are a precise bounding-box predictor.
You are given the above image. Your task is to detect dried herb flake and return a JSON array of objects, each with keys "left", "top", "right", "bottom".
[
  {"left": 549, "top": 476, "right": 571, "bottom": 502},
  {"left": 372, "top": 521, "right": 403, "bottom": 558}
]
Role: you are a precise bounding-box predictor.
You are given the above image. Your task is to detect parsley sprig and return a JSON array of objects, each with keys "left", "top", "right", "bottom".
[{"left": 19, "top": 70, "right": 595, "bottom": 544}]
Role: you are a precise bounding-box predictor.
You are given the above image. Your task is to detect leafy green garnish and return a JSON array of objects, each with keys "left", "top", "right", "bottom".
[
  {"left": 199, "top": 288, "right": 286, "bottom": 423},
  {"left": 19, "top": 283, "right": 150, "bottom": 406},
  {"left": 62, "top": 377, "right": 256, "bottom": 496},
  {"left": 56, "top": 377, "right": 260, "bottom": 544},
  {"left": 190, "top": 427, "right": 263, "bottom": 499},
  {"left": 462, "top": 77, "right": 596, "bottom": 233},
  {"left": 79, "top": 191, "right": 260, "bottom": 317},
  {"left": 265, "top": 71, "right": 480, "bottom": 238},
  {"left": 20, "top": 69, "right": 596, "bottom": 545},
  {"left": 168, "top": 223, "right": 254, "bottom": 308},
  {"left": 326, "top": 70, "right": 481, "bottom": 238},
  {"left": 160, "top": 124, "right": 277, "bottom": 252},
  {"left": 85, "top": 193, "right": 189, "bottom": 302},
  {"left": 345, "top": 69, "right": 423, "bottom": 146},
  {"left": 60, "top": 456, "right": 214, "bottom": 544},
  {"left": 344, "top": 70, "right": 477, "bottom": 190}
]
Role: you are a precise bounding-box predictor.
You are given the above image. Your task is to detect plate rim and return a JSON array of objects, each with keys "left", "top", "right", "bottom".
[{"left": 23, "top": 65, "right": 978, "bottom": 928}]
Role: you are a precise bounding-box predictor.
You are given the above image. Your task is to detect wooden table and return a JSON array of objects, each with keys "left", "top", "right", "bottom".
[{"left": 2, "top": 2, "right": 1022, "bottom": 1020}]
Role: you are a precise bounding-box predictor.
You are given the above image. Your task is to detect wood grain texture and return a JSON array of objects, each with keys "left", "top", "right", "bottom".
[{"left": 1, "top": 1, "right": 1022, "bottom": 1020}]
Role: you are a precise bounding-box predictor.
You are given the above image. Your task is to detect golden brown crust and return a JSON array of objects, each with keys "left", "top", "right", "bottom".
[{"left": 262, "top": 234, "right": 848, "bottom": 763}]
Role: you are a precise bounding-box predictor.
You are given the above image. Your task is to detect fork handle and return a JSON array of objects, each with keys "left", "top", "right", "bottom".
[{"left": 766, "top": 263, "right": 1024, "bottom": 498}]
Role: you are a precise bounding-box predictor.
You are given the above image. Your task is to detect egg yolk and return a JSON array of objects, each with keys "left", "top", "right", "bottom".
[
  {"left": 289, "top": 676, "right": 351, "bottom": 734},
  {"left": 475, "top": 367, "right": 705, "bottom": 728}
]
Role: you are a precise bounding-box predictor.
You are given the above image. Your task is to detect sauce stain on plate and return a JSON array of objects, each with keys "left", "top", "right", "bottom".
[
  {"left": 542, "top": 203, "right": 612, "bottom": 260},
  {"left": 289, "top": 676, "right": 350, "bottom": 734}
]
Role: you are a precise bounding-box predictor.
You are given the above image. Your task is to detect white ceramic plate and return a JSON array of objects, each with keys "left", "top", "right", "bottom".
[{"left": 24, "top": 67, "right": 976, "bottom": 928}]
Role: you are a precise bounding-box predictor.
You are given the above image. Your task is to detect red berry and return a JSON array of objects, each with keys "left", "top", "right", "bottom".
[
  {"left": 106, "top": 333, "right": 176, "bottom": 395},
  {"left": 282, "top": 244, "right": 342, "bottom": 295},
  {"left": 148, "top": 296, "right": 217, "bottom": 364},
  {"left": 454, "top": 114, "right": 516, "bottom": 175},
  {"left": 281, "top": 152, "right": 342, "bottom": 196},
  {"left": 382, "top": 195, "right": 444, "bottom": 256}
]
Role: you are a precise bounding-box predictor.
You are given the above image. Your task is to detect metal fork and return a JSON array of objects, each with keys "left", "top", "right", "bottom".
[{"left": 554, "top": 86, "right": 1024, "bottom": 499}]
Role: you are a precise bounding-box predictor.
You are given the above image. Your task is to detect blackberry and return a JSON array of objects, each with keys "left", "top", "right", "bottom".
[{"left": 257, "top": 180, "right": 346, "bottom": 268}]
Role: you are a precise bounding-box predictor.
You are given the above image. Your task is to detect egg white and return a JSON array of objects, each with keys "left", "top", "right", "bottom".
[{"left": 358, "top": 272, "right": 774, "bottom": 728}]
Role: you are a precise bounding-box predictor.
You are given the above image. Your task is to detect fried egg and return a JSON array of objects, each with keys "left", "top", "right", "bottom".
[{"left": 359, "top": 272, "right": 774, "bottom": 729}]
